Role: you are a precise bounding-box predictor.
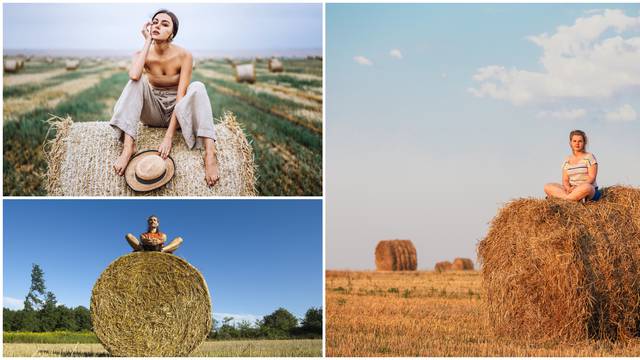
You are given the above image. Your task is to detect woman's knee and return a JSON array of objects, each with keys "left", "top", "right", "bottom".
[{"left": 188, "top": 81, "right": 206, "bottom": 93}]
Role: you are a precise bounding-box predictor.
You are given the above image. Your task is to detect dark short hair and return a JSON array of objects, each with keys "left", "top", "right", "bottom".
[{"left": 152, "top": 9, "right": 179, "bottom": 40}]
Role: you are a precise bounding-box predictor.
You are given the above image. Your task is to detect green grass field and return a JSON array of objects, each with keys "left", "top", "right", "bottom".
[{"left": 3, "top": 57, "right": 322, "bottom": 196}]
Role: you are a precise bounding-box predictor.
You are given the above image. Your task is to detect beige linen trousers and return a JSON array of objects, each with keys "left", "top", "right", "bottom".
[{"left": 109, "top": 75, "right": 216, "bottom": 149}]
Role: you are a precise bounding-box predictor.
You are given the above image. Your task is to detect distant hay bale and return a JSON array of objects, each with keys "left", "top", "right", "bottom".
[
  {"left": 234, "top": 63, "right": 256, "bottom": 84},
  {"left": 375, "top": 240, "right": 417, "bottom": 271},
  {"left": 116, "top": 60, "right": 128, "bottom": 71},
  {"left": 4, "top": 60, "right": 19, "bottom": 73},
  {"left": 45, "top": 112, "right": 256, "bottom": 196},
  {"left": 268, "top": 58, "right": 284, "bottom": 73},
  {"left": 91, "top": 252, "right": 211, "bottom": 356},
  {"left": 45, "top": 57, "right": 54, "bottom": 64},
  {"left": 451, "top": 258, "right": 474, "bottom": 271},
  {"left": 478, "top": 186, "right": 640, "bottom": 342},
  {"left": 65, "top": 60, "right": 79, "bottom": 70},
  {"left": 434, "top": 261, "right": 452, "bottom": 273}
]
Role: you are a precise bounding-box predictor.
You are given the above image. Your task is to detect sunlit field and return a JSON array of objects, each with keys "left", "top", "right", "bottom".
[
  {"left": 3, "top": 57, "right": 322, "bottom": 196},
  {"left": 326, "top": 270, "right": 640, "bottom": 356}
]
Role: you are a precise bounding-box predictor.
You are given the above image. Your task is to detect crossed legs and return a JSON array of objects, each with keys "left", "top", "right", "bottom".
[{"left": 544, "top": 183, "right": 596, "bottom": 202}]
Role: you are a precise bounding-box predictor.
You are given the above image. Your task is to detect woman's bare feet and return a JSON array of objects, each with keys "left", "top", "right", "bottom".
[
  {"left": 114, "top": 139, "right": 136, "bottom": 176},
  {"left": 203, "top": 138, "right": 219, "bottom": 187}
]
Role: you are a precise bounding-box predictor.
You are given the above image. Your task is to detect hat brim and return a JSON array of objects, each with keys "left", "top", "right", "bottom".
[{"left": 124, "top": 150, "right": 175, "bottom": 192}]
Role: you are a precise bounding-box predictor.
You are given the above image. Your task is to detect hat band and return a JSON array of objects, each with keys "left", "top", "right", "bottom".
[{"left": 135, "top": 170, "right": 167, "bottom": 185}]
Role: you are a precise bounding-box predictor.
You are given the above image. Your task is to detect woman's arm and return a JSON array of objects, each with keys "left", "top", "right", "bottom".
[
  {"left": 129, "top": 22, "right": 153, "bottom": 81},
  {"left": 158, "top": 51, "right": 194, "bottom": 158},
  {"left": 562, "top": 169, "right": 572, "bottom": 192},
  {"left": 586, "top": 163, "right": 598, "bottom": 184}
]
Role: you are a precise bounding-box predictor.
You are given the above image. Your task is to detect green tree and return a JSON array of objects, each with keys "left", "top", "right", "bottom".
[
  {"left": 38, "top": 291, "right": 59, "bottom": 331},
  {"left": 261, "top": 308, "right": 298, "bottom": 338},
  {"left": 73, "top": 306, "right": 92, "bottom": 331},
  {"left": 24, "top": 264, "right": 47, "bottom": 311},
  {"left": 217, "top": 316, "right": 239, "bottom": 340},
  {"left": 300, "top": 307, "right": 322, "bottom": 336}
]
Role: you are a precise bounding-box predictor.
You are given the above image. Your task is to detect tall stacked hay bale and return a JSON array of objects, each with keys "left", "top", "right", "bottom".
[
  {"left": 91, "top": 252, "right": 211, "bottom": 356},
  {"left": 234, "top": 63, "right": 256, "bottom": 84},
  {"left": 434, "top": 261, "right": 452, "bottom": 273},
  {"left": 451, "top": 258, "right": 474, "bottom": 270},
  {"left": 45, "top": 112, "right": 256, "bottom": 196},
  {"left": 65, "top": 59, "right": 79, "bottom": 70},
  {"left": 375, "top": 239, "right": 417, "bottom": 271},
  {"left": 4, "top": 59, "right": 19, "bottom": 73},
  {"left": 478, "top": 186, "right": 640, "bottom": 342},
  {"left": 268, "top": 58, "right": 284, "bottom": 73}
]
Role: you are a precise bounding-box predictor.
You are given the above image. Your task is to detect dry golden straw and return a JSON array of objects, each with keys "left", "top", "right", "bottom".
[
  {"left": 451, "top": 258, "right": 474, "bottom": 270},
  {"left": 434, "top": 260, "right": 452, "bottom": 273},
  {"left": 375, "top": 240, "right": 417, "bottom": 271},
  {"left": 478, "top": 186, "right": 640, "bottom": 342},
  {"left": 90, "top": 252, "right": 212, "bottom": 357},
  {"left": 268, "top": 58, "right": 284, "bottom": 73},
  {"left": 234, "top": 63, "right": 256, "bottom": 84},
  {"left": 44, "top": 112, "right": 256, "bottom": 196}
]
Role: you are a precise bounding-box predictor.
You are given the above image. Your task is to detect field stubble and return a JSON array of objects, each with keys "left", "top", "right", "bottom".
[{"left": 326, "top": 270, "right": 640, "bottom": 356}]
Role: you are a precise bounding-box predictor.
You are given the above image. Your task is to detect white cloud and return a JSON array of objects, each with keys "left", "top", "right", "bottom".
[
  {"left": 213, "top": 312, "right": 262, "bottom": 326},
  {"left": 537, "top": 108, "right": 587, "bottom": 120},
  {"left": 469, "top": 9, "right": 640, "bottom": 106},
  {"left": 441, "top": 72, "right": 448, "bottom": 79},
  {"left": 353, "top": 56, "right": 373, "bottom": 66},
  {"left": 605, "top": 104, "right": 637, "bottom": 122},
  {"left": 389, "top": 49, "right": 403, "bottom": 59},
  {"left": 4, "top": 297, "right": 23, "bottom": 310}
]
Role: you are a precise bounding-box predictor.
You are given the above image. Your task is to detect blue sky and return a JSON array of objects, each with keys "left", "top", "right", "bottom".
[
  {"left": 327, "top": 4, "right": 640, "bottom": 269},
  {"left": 3, "top": 3, "right": 322, "bottom": 54},
  {"left": 3, "top": 200, "right": 322, "bottom": 325}
]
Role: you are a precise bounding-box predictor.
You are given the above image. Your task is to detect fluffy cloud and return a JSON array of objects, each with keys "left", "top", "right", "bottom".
[
  {"left": 3, "top": 297, "right": 24, "bottom": 310},
  {"left": 213, "top": 312, "right": 261, "bottom": 326},
  {"left": 469, "top": 9, "right": 640, "bottom": 106},
  {"left": 605, "top": 104, "right": 637, "bottom": 122},
  {"left": 353, "top": 56, "right": 373, "bottom": 66},
  {"left": 538, "top": 108, "right": 588, "bottom": 120},
  {"left": 389, "top": 49, "right": 403, "bottom": 59}
]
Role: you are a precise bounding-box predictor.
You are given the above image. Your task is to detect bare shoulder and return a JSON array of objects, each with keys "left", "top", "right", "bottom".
[{"left": 172, "top": 45, "right": 192, "bottom": 60}]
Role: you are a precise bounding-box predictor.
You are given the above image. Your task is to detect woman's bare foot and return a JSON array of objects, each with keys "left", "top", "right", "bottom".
[
  {"left": 114, "top": 141, "right": 136, "bottom": 176},
  {"left": 204, "top": 148, "right": 219, "bottom": 186}
]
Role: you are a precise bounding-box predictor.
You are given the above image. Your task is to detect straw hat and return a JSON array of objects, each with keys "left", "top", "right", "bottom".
[{"left": 125, "top": 150, "right": 175, "bottom": 192}]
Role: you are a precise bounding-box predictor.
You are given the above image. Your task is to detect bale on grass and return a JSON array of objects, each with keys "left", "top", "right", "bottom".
[
  {"left": 478, "top": 186, "right": 640, "bottom": 342},
  {"left": 4, "top": 60, "right": 19, "bottom": 73},
  {"left": 234, "top": 63, "right": 256, "bottom": 84},
  {"left": 435, "top": 261, "right": 452, "bottom": 273},
  {"left": 45, "top": 57, "right": 54, "bottom": 64},
  {"left": 91, "top": 252, "right": 211, "bottom": 357},
  {"left": 45, "top": 112, "right": 256, "bottom": 196},
  {"left": 65, "top": 60, "right": 79, "bottom": 70},
  {"left": 375, "top": 239, "right": 417, "bottom": 271},
  {"left": 451, "top": 258, "right": 474, "bottom": 270},
  {"left": 268, "top": 58, "right": 283, "bottom": 73}
]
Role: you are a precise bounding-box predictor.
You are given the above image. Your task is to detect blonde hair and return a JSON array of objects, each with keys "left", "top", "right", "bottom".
[{"left": 569, "top": 129, "right": 587, "bottom": 152}]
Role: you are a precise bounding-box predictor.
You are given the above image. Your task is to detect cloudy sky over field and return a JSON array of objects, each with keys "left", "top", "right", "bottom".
[
  {"left": 3, "top": 200, "right": 322, "bottom": 324},
  {"left": 3, "top": 3, "right": 322, "bottom": 55},
  {"left": 327, "top": 4, "right": 640, "bottom": 269}
]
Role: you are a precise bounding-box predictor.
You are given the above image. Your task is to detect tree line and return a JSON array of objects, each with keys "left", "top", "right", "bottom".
[{"left": 4, "top": 264, "right": 322, "bottom": 340}]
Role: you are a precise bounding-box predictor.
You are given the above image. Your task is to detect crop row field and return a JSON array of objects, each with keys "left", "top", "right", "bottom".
[
  {"left": 326, "top": 270, "right": 640, "bottom": 357},
  {"left": 3, "top": 339, "right": 322, "bottom": 357},
  {"left": 3, "top": 57, "right": 322, "bottom": 196}
]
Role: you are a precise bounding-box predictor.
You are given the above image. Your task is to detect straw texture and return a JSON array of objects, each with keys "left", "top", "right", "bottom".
[
  {"left": 451, "top": 258, "right": 474, "bottom": 270},
  {"left": 434, "top": 261, "right": 452, "bottom": 273},
  {"left": 234, "top": 64, "right": 256, "bottom": 84},
  {"left": 478, "top": 186, "right": 640, "bottom": 342},
  {"left": 90, "top": 252, "right": 211, "bottom": 357},
  {"left": 268, "top": 58, "right": 284, "bottom": 73},
  {"left": 375, "top": 240, "right": 418, "bottom": 271},
  {"left": 45, "top": 112, "right": 256, "bottom": 196}
]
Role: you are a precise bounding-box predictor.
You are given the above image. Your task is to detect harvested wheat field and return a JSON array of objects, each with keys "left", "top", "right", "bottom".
[
  {"left": 4, "top": 57, "right": 322, "bottom": 196},
  {"left": 326, "top": 270, "right": 640, "bottom": 356}
]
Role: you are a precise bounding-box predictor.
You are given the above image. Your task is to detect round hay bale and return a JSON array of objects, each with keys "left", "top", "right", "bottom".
[
  {"left": 45, "top": 57, "right": 54, "bottom": 64},
  {"left": 91, "top": 252, "right": 211, "bottom": 356},
  {"left": 45, "top": 112, "right": 256, "bottom": 196},
  {"left": 434, "top": 261, "right": 452, "bottom": 273},
  {"left": 451, "top": 258, "right": 474, "bottom": 270},
  {"left": 116, "top": 60, "right": 128, "bottom": 71},
  {"left": 234, "top": 63, "right": 255, "bottom": 84},
  {"left": 4, "top": 59, "right": 18, "bottom": 73},
  {"left": 478, "top": 186, "right": 640, "bottom": 342},
  {"left": 375, "top": 239, "right": 417, "bottom": 271},
  {"left": 268, "top": 58, "right": 284, "bottom": 73},
  {"left": 65, "top": 60, "right": 79, "bottom": 70}
]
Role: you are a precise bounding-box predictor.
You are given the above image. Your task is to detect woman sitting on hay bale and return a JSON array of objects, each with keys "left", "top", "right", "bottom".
[
  {"left": 126, "top": 215, "right": 182, "bottom": 253},
  {"left": 543, "top": 129, "right": 602, "bottom": 202},
  {"left": 110, "top": 9, "right": 219, "bottom": 187}
]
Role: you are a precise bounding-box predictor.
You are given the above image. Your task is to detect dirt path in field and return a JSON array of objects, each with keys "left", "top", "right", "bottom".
[
  {"left": 3, "top": 69, "right": 118, "bottom": 122},
  {"left": 3, "top": 68, "right": 69, "bottom": 87},
  {"left": 255, "top": 69, "right": 322, "bottom": 82}
]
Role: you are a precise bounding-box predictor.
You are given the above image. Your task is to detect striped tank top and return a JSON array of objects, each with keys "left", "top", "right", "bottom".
[{"left": 563, "top": 153, "right": 597, "bottom": 187}]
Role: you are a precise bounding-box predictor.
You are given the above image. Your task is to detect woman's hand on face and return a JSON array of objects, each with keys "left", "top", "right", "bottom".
[
  {"left": 158, "top": 136, "right": 172, "bottom": 159},
  {"left": 141, "top": 21, "right": 152, "bottom": 41}
]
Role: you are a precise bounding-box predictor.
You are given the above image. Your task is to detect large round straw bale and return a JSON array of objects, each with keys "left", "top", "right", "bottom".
[
  {"left": 45, "top": 112, "right": 256, "bottom": 196},
  {"left": 375, "top": 239, "right": 417, "bottom": 271},
  {"left": 268, "top": 58, "right": 284, "bottom": 73},
  {"left": 4, "top": 60, "right": 18, "bottom": 73},
  {"left": 91, "top": 252, "right": 211, "bottom": 356},
  {"left": 65, "top": 60, "right": 79, "bottom": 70},
  {"left": 478, "top": 186, "right": 640, "bottom": 342},
  {"left": 234, "top": 63, "right": 256, "bottom": 84},
  {"left": 434, "top": 261, "right": 452, "bottom": 273},
  {"left": 451, "top": 258, "right": 474, "bottom": 270}
]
